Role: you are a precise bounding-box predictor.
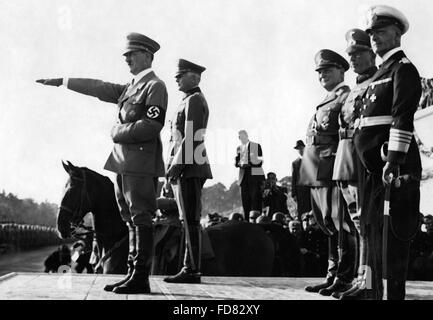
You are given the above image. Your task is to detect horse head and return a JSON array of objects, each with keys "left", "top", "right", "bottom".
[{"left": 57, "top": 160, "right": 93, "bottom": 239}]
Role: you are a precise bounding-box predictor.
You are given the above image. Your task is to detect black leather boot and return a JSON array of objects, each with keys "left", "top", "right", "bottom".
[
  {"left": 387, "top": 278, "right": 406, "bottom": 300},
  {"left": 319, "top": 278, "right": 353, "bottom": 296},
  {"left": 164, "top": 225, "right": 201, "bottom": 284},
  {"left": 305, "top": 277, "right": 334, "bottom": 293},
  {"left": 332, "top": 280, "right": 360, "bottom": 299},
  {"left": 104, "top": 223, "right": 135, "bottom": 292},
  {"left": 340, "top": 287, "right": 373, "bottom": 300},
  {"left": 113, "top": 226, "right": 154, "bottom": 294}
]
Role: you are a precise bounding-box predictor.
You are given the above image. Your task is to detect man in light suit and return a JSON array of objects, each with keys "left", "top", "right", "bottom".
[
  {"left": 36, "top": 32, "right": 168, "bottom": 294},
  {"left": 235, "top": 130, "right": 265, "bottom": 221},
  {"left": 164, "top": 59, "right": 212, "bottom": 284}
]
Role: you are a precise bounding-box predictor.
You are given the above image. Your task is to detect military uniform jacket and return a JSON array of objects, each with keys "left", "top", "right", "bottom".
[
  {"left": 299, "top": 84, "right": 350, "bottom": 187},
  {"left": 167, "top": 87, "right": 212, "bottom": 179},
  {"left": 67, "top": 72, "right": 168, "bottom": 177},
  {"left": 235, "top": 142, "right": 265, "bottom": 185},
  {"left": 354, "top": 50, "right": 422, "bottom": 177},
  {"left": 333, "top": 71, "right": 376, "bottom": 181},
  {"left": 353, "top": 50, "right": 422, "bottom": 240}
]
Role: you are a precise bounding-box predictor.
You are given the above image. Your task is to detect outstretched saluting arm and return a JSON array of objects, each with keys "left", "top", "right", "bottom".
[{"left": 36, "top": 78, "right": 126, "bottom": 104}]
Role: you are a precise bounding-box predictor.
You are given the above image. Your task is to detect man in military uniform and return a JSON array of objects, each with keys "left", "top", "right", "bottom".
[
  {"left": 354, "top": 5, "right": 422, "bottom": 300},
  {"left": 164, "top": 59, "right": 212, "bottom": 284},
  {"left": 291, "top": 140, "right": 311, "bottom": 221},
  {"left": 332, "top": 29, "right": 378, "bottom": 300},
  {"left": 299, "top": 49, "right": 356, "bottom": 295},
  {"left": 36, "top": 33, "right": 168, "bottom": 294}
]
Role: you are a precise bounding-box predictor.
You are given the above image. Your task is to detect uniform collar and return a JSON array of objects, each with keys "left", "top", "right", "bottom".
[
  {"left": 183, "top": 86, "right": 201, "bottom": 99},
  {"left": 356, "top": 66, "right": 378, "bottom": 84},
  {"left": 381, "top": 47, "right": 403, "bottom": 63},
  {"left": 186, "top": 86, "right": 201, "bottom": 95},
  {"left": 327, "top": 81, "right": 346, "bottom": 97},
  {"left": 131, "top": 68, "right": 153, "bottom": 85}
]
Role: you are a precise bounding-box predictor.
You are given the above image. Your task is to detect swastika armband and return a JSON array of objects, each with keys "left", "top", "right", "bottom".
[{"left": 143, "top": 105, "right": 166, "bottom": 125}]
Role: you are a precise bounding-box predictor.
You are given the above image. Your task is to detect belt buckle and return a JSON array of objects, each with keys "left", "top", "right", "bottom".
[{"left": 354, "top": 118, "right": 361, "bottom": 129}]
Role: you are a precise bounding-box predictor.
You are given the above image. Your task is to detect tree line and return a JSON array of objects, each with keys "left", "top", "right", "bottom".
[{"left": 0, "top": 191, "right": 58, "bottom": 227}]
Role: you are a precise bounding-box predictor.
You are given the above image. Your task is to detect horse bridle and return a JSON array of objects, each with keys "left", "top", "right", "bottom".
[{"left": 60, "top": 168, "right": 95, "bottom": 239}]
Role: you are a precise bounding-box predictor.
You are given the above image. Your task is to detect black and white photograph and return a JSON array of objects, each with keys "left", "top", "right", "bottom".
[{"left": 0, "top": 0, "right": 433, "bottom": 309}]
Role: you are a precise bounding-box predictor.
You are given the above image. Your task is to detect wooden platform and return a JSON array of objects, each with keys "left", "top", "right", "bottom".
[{"left": 0, "top": 273, "right": 432, "bottom": 300}]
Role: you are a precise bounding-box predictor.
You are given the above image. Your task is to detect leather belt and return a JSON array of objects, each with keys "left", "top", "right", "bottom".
[
  {"left": 355, "top": 115, "right": 393, "bottom": 129},
  {"left": 339, "top": 128, "right": 355, "bottom": 139},
  {"left": 306, "top": 134, "right": 338, "bottom": 146}
]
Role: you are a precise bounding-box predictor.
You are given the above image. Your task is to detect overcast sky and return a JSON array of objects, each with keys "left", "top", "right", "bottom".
[{"left": 1, "top": 0, "right": 433, "bottom": 204}]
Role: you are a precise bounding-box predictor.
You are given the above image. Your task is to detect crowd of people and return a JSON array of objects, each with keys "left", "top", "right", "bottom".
[
  {"left": 0, "top": 223, "right": 63, "bottom": 254},
  {"left": 201, "top": 210, "right": 433, "bottom": 280}
]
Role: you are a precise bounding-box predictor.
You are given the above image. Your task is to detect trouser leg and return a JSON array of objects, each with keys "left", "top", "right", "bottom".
[
  {"left": 183, "top": 225, "right": 201, "bottom": 273},
  {"left": 387, "top": 229, "right": 411, "bottom": 300},
  {"left": 111, "top": 175, "right": 157, "bottom": 294},
  {"left": 114, "top": 174, "right": 132, "bottom": 223},
  {"left": 327, "top": 232, "right": 338, "bottom": 280},
  {"left": 250, "top": 179, "right": 263, "bottom": 214},
  {"left": 336, "top": 229, "right": 356, "bottom": 283},
  {"left": 241, "top": 182, "right": 251, "bottom": 220},
  {"left": 164, "top": 178, "right": 205, "bottom": 283}
]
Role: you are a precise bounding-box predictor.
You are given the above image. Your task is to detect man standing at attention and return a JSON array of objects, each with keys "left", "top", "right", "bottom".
[
  {"left": 354, "top": 5, "right": 422, "bottom": 300},
  {"left": 332, "top": 28, "right": 378, "bottom": 300},
  {"left": 299, "top": 50, "right": 356, "bottom": 295},
  {"left": 37, "top": 32, "right": 167, "bottom": 294},
  {"left": 235, "top": 130, "right": 265, "bottom": 221},
  {"left": 164, "top": 59, "right": 212, "bottom": 284}
]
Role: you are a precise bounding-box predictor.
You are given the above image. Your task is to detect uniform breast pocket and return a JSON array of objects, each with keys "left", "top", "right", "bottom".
[{"left": 122, "top": 103, "right": 144, "bottom": 122}]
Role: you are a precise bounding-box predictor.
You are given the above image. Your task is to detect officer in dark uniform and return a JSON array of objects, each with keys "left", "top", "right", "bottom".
[
  {"left": 291, "top": 140, "right": 312, "bottom": 221},
  {"left": 37, "top": 33, "right": 168, "bottom": 294},
  {"left": 299, "top": 49, "right": 357, "bottom": 295},
  {"left": 354, "top": 5, "right": 422, "bottom": 300},
  {"left": 332, "top": 29, "right": 378, "bottom": 300},
  {"left": 164, "top": 59, "right": 212, "bottom": 284}
]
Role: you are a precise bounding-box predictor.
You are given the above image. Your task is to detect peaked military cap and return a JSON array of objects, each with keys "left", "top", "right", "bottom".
[
  {"left": 314, "top": 49, "right": 349, "bottom": 71},
  {"left": 345, "top": 28, "right": 372, "bottom": 54},
  {"left": 365, "top": 5, "right": 409, "bottom": 35},
  {"left": 175, "top": 59, "right": 206, "bottom": 77},
  {"left": 123, "top": 32, "right": 160, "bottom": 56}
]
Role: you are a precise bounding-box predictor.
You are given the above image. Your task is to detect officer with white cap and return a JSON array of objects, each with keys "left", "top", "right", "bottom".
[{"left": 354, "top": 5, "right": 422, "bottom": 300}]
